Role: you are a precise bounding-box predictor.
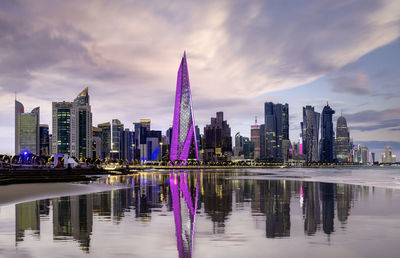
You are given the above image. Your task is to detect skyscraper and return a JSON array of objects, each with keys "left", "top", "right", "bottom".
[
  {"left": 98, "top": 122, "right": 111, "bottom": 159},
  {"left": 15, "top": 100, "right": 40, "bottom": 155},
  {"left": 52, "top": 88, "right": 93, "bottom": 158},
  {"left": 336, "top": 116, "right": 350, "bottom": 162},
  {"left": 301, "top": 106, "right": 320, "bottom": 163},
  {"left": 251, "top": 117, "right": 261, "bottom": 160},
  {"left": 204, "top": 112, "right": 232, "bottom": 162},
  {"left": 320, "top": 103, "right": 335, "bottom": 163},
  {"left": 170, "top": 52, "right": 199, "bottom": 164},
  {"left": 264, "top": 102, "right": 289, "bottom": 161},
  {"left": 39, "top": 124, "right": 49, "bottom": 157},
  {"left": 111, "top": 119, "right": 124, "bottom": 160}
]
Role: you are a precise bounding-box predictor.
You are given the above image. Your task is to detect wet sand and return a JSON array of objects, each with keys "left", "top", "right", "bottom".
[{"left": 0, "top": 181, "right": 127, "bottom": 206}]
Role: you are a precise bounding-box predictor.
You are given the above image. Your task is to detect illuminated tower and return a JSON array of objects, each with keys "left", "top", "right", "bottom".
[{"left": 170, "top": 52, "right": 199, "bottom": 164}]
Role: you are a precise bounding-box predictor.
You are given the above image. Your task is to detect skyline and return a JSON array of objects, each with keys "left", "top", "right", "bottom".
[{"left": 1, "top": 0, "right": 399, "bottom": 157}]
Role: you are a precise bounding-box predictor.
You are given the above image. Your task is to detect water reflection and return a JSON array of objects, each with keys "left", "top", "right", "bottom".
[{"left": 10, "top": 171, "right": 389, "bottom": 257}]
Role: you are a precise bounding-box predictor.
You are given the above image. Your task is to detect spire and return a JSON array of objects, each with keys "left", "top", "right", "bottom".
[{"left": 255, "top": 116, "right": 258, "bottom": 125}]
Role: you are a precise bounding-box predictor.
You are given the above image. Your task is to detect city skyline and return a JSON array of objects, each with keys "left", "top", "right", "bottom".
[{"left": 0, "top": 1, "right": 399, "bottom": 157}]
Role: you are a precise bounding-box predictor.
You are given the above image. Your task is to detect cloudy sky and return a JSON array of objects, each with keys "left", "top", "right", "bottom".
[{"left": 0, "top": 0, "right": 399, "bottom": 157}]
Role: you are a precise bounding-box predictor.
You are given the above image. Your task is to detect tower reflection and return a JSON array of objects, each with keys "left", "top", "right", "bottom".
[{"left": 170, "top": 171, "right": 199, "bottom": 258}]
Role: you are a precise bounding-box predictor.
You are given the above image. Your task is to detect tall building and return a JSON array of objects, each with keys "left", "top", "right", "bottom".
[
  {"left": 204, "top": 112, "right": 232, "bottom": 162},
  {"left": 111, "top": 119, "right": 124, "bottom": 160},
  {"left": 233, "top": 132, "right": 244, "bottom": 157},
  {"left": 336, "top": 116, "right": 350, "bottom": 162},
  {"left": 98, "top": 122, "right": 111, "bottom": 159},
  {"left": 15, "top": 100, "right": 40, "bottom": 155},
  {"left": 52, "top": 88, "right": 92, "bottom": 159},
  {"left": 39, "top": 124, "right": 50, "bottom": 157},
  {"left": 251, "top": 117, "right": 261, "bottom": 160},
  {"left": 301, "top": 106, "right": 320, "bottom": 163},
  {"left": 170, "top": 52, "right": 199, "bottom": 164},
  {"left": 361, "top": 145, "right": 369, "bottom": 164},
  {"left": 382, "top": 146, "right": 394, "bottom": 163},
  {"left": 92, "top": 126, "right": 102, "bottom": 159},
  {"left": 264, "top": 102, "right": 289, "bottom": 161},
  {"left": 320, "top": 103, "right": 335, "bottom": 163}
]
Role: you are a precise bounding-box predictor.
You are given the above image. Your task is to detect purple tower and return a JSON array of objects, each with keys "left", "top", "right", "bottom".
[{"left": 170, "top": 52, "right": 199, "bottom": 164}]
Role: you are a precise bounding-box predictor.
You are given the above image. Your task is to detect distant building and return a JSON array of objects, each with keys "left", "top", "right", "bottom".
[
  {"left": 361, "top": 145, "right": 369, "bottom": 164},
  {"left": 301, "top": 106, "right": 320, "bottom": 163},
  {"left": 336, "top": 116, "right": 350, "bottom": 162},
  {"left": 51, "top": 88, "right": 92, "bottom": 159},
  {"left": 204, "top": 112, "right": 232, "bottom": 162},
  {"left": 233, "top": 132, "right": 244, "bottom": 157},
  {"left": 320, "top": 103, "right": 335, "bottom": 163},
  {"left": 111, "top": 119, "right": 124, "bottom": 160},
  {"left": 92, "top": 126, "right": 102, "bottom": 159},
  {"left": 382, "top": 146, "right": 395, "bottom": 163},
  {"left": 15, "top": 100, "right": 40, "bottom": 155},
  {"left": 133, "top": 120, "right": 162, "bottom": 163},
  {"left": 243, "top": 137, "right": 254, "bottom": 159},
  {"left": 251, "top": 117, "right": 261, "bottom": 160},
  {"left": 98, "top": 122, "right": 111, "bottom": 159},
  {"left": 39, "top": 124, "right": 50, "bottom": 157},
  {"left": 264, "top": 102, "right": 289, "bottom": 161}
]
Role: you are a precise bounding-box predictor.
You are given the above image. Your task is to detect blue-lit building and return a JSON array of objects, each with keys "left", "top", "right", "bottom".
[{"left": 320, "top": 103, "right": 335, "bottom": 163}]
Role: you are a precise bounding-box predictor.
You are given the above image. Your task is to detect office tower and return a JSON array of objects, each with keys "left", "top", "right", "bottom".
[
  {"left": 251, "top": 117, "right": 261, "bottom": 160},
  {"left": 39, "top": 124, "right": 50, "bottom": 157},
  {"left": 204, "top": 112, "right": 232, "bottom": 162},
  {"left": 52, "top": 88, "right": 92, "bottom": 158},
  {"left": 361, "top": 145, "right": 369, "bottom": 164},
  {"left": 170, "top": 52, "right": 199, "bottom": 164},
  {"left": 260, "top": 124, "right": 266, "bottom": 160},
  {"left": 92, "top": 126, "right": 102, "bottom": 159},
  {"left": 15, "top": 100, "right": 40, "bottom": 155},
  {"left": 243, "top": 137, "right": 254, "bottom": 159},
  {"left": 382, "top": 146, "right": 394, "bottom": 163},
  {"left": 301, "top": 106, "right": 320, "bottom": 163},
  {"left": 140, "top": 119, "right": 151, "bottom": 131},
  {"left": 121, "top": 128, "right": 134, "bottom": 162},
  {"left": 133, "top": 121, "right": 162, "bottom": 163},
  {"left": 353, "top": 144, "right": 362, "bottom": 163},
  {"left": 111, "top": 119, "right": 124, "bottom": 160},
  {"left": 74, "top": 88, "right": 93, "bottom": 160},
  {"left": 320, "top": 103, "right": 335, "bottom": 163},
  {"left": 233, "top": 132, "right": 244, "bottom": 157},
  {"left": 98, "top": 122, "right": 111, "bottom": 159},
  {"left": 264, "top": 102, "right": 289, "bottom": 161},
  {"left": 336, "top": 116, "right": 350, "bottom": 162}
]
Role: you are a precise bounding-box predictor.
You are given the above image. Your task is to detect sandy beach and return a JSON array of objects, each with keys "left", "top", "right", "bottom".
[{"left": 0, "top": 181, "right": 128, "bottom": 206}]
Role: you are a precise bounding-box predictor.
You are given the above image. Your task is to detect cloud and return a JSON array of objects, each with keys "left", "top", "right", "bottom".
[
  {"left": 0, "top": 0, "right": 400, "bottom": 153},
  {"left": 329, "top": 72, "right": 372, "bottom": 95},
  {"left": 345, "top": 107, "right": 400, "bottom": 123},
  {"left": 351, "top": 119, "right": 400, "bottom": 131}
]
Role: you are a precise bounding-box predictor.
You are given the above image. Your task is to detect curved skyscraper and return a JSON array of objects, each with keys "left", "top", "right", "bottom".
[
  {"left": 170, "top": 52, "right": 199, "bottom": 164},
  {"left": 336, "top": 116, "right": 350, "bottom": 162}
]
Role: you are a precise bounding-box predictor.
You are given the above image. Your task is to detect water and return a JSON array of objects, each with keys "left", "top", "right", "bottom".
[{"left": 1, "top": 168, "right": 400, "bottom": 258}]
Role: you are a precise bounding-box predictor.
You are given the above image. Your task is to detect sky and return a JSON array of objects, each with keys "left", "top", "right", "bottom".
[{"left": 0, "top": 0, "right": 399, "bottom": 158}]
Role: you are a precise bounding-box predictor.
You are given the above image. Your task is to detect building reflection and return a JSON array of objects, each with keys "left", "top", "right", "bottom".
[
  {"left": 13, "top": 171, "right": 363, "bottom": 254},
  {"left": 170, "top": 171, "right": 199, "bottom": 258}
]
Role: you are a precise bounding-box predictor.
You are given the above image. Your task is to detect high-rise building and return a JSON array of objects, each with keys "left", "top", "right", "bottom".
[
  {"left": 92, "top": 126, "right": 102, "bottom": 159},
  {"left": 121, "top": 129, "right": 134, "bottom": 162},
  {"left": 251, "top": 117, "right": 261, "bottom": 160},
  {"left": 361, "top": 145, "right": 369, "bottom": 164},
  {"left": 382, "top": 146, "right": 395, "bottom": 163},
  {"left": 320, "top": 103, "right": 335, "bottom": 163},
  {"left": 243, "top": 137, "right": 254, "bottom": 159},
  {"left": 140, "top": 119, "right": 151, "bottom": 131},
  {"left": 264, "top": 102, "right": 289, "bottom": 161},
  {"left": 301, "top": 106, "right": 320, "bottom": 163},
  {"left": 111, "top": 119, "right": 124, "bottom": 160},
  {"left": 233, "top": 132, "right": 244, "bottom": 157},
  {"left": 39, "top": 124, "right": 49, "bottom": 157},
  {"left": 15, "top": 100, "right": 40, "bottom": 155},
  {"left": 98, "top": 122, "right": 111, "bottom": 159},
  {"left": 52, "top": 88, "right": 92, "bottom": 159},
  {"left": 336, "top": 116, "right": 350, "bottom": 162},
  {"left": 204, "top": 112, "right": 232, "bottom": 162},
  {"left": 170, "top": 52, "right": 199, "bottom": 164}
]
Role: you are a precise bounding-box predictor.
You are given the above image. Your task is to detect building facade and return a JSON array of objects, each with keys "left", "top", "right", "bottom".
[
  {"left": 39, "top": 124, "right": 50, "bottom": 157},
  {"left": 170, "top": 52, "right": 199, "bottom": 164},
  {"left": 301, "top": 106, "right": 320, "bottom": 163},
  {"left": 203, "top": 112, "right": 232, "bottom": 162},
  {"left": 98, "top": 122, "right": 111, "bottom": 160},
  {"left": 320, "top": 103, "right": 335, "bottom": 163},
  {"left": 251, "top": 118, "right": 261, "bottom": 160},
  {"left": 15, "top": 100, "right": 40, "bottom": 155},
  {"left": 336, "top": 116, "right": 350, "bottom": 162}
]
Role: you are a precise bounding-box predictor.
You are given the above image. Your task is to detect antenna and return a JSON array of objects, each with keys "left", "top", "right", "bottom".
[{"left": 255, "top": 116, "right": 258, "bottom": 124}]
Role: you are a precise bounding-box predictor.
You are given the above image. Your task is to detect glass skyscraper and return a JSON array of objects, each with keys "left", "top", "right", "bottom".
[
  {"left": 320, "top": 103, "right": 335, "bottom": 163},
  {"left": 170, "top": 52, "right": 199, "bottom": 164},
  {"left": 301, "top": 106, "right": 320, "bottom": 163},
  {"left": 336, "top": 116, "right": 350, "bottom": 162}
]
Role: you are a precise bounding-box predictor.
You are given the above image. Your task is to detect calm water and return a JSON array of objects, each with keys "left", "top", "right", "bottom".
[{"left": 1, "top": 168, "right": 400, "bottom": 258}]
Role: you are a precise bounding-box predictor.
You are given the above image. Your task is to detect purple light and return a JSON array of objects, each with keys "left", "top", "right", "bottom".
[
  {"left": 23, "top": 151, "right": 28, "bottom": 156},
  {"left": 170, "top": 52, "right": 199, "bottom": 165}
]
